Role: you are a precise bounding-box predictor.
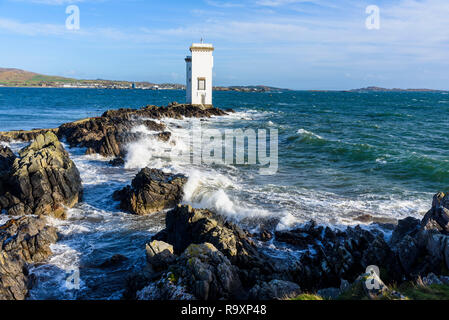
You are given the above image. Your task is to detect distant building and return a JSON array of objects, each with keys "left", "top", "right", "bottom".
[{"left": 185, "top": 41, "right": 214, "bottom": 106}]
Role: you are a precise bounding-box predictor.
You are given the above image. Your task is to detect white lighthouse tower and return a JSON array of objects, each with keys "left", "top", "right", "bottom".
[{"left": 185, "top": 41, "right": 214, "bottom": 107}]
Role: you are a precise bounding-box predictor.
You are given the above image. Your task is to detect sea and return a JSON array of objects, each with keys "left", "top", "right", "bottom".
[{"left": 1, "top": 87, "right": 448, "bottom": 299}]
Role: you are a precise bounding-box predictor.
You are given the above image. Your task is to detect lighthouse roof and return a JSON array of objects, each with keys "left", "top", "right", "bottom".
[{"left": 190, "top": 43, "right": 214, "bottom": 52}]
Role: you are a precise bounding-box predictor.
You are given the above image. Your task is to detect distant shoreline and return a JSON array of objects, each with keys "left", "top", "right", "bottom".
[{"left": 0, "top": 86, "right": 447, "bottom": 93}]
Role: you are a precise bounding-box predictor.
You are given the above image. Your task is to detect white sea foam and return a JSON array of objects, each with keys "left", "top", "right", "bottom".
[{"left": 297, "top": 128, "right": 323, "bottom": 140}]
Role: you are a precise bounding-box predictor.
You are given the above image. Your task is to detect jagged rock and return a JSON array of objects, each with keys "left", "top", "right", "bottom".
[
  {"left": 395, "top": 235, "right": 420, "bottom": 275},
  {"left": 172, "top": 243, "right": 243, "bottom": 300},
  {"left": 390, "top": 216, "right": 421, "bottom": 245},
  {"left": 98, "top": 254, "right": 128, "bottom": 268},
  {"left": 0, "top": 129, "right": 58, "bottom": 143},
  {"left": 0, "top": 216, "right": 57, "bottom": 300},
  {"left": 0, "top": 146, "right": 15, "bottom": 198},
  {"left": 57, "top": 104, "right": 227, "bottom": 157},
  {"left": 257, "top": 228, "right": 273, "bottom": 242},
  {"left": 248, "top": 280, "right": 301, "bottom": 300},
  {"left": 317, "top": 287, "right": 341, "bottom": 300},
  {"left": 422, "top": 273, "right": 443, "bottom": 286},
  {"left": 113, "top": 168, "right": 187, "bottom": 215},
  {"left": 145, "top": 240, "right": 176, "bottom": 272},
  {"left": 422, "top": 192, "right": 449, "bottom": 233},
  {"left": 156, "top": 132, "right": 171, "bottom": 142},
  {"left": 275, "top": 221, "right": 395, "bottom": 291},
  {"left": 138, "top": 243, "right": 243, "bottom": 300},
  {"left": 0, "top": 132, "right": 82, "bottom": 218},
  {"left": 108, "top": 157, "right": 125, "bottom": 167},
  {"left": 0, "top": 146, "right": 15, "bottom": 173},
  {"left": 137, "top": 273, "right": 195, "bottom": 300},
  {"left": 153, "top": 205, "right": 273, "bottom": 287}
]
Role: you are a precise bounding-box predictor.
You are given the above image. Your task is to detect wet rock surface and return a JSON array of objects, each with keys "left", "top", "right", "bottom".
[
  {"left": 0, "top": 216, "right": 57, "bottom": 300},
  {"left": 0, "top": 146, "right": 16, "bottom": 197},
  {"left": 422, "top": 192, "right": 449, "bottom": 233},
  {"left": 248, "top": 280, "right": 301, "bottom": 300},
  {"left": 153, "top": 205, "right": 273, "bottom": 283},
  {"left": 0, "top": 104, "right": 228, "bottom": 159},
  {"left": 57, "top": 104, "right": 227, "bottom": 157},
  {"left": 113, "top": 168, "right": 187, "bottom": 215},
  {"left": 0, "top": 132, "right": 82, "bottom": 218}
]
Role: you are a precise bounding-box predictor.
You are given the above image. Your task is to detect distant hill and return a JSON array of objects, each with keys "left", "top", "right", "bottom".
[
  {"left": 348, "top": 86, "right": 448, "bottom": 93},
  {"left": 0, "top": 67, "right": 287, "bottom": 91},
  {"left": 0, "top": 68, "right": 74, "bottom": 85},
  {"left": 214, "top": 85, "right": 289, "bottom": 92}
]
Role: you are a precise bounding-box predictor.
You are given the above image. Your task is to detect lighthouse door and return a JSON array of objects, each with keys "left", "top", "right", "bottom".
[{"left": 201, "top": 94, "right": 206, "bottom": 105}]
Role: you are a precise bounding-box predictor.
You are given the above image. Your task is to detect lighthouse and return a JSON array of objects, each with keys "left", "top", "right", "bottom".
[{"left": 185, "top": 41, "right": 214, "bottom": 107}]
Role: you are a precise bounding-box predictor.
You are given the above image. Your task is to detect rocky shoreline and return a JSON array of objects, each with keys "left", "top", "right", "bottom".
[{"left": 1, "top": 103, "right": 449, "bottom": 300}]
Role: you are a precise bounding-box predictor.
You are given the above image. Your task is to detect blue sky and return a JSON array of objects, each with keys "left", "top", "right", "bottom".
[{"left": 0, "top": 0, "right": 448, "bottom": 90}]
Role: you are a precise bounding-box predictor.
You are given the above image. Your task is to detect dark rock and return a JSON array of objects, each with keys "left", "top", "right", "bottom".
[
  {"left": 58, "top": 104, "right": 227, "bottom": 157},
  {"left": 248, "top": 280, "right": 301, "bottom": 300},
  {"left": 257, "top": 229, "right": 273, "bottom": 242},
  {"left": 108, "top": 157, "right": 125, "bottom": 167},
  {"left": 276, "top": 222, "right": 396, "bottom": 291},
  {"left": 390, "top": 217, "right": 421, "bottom": 245},
  {"left": 395, "top": 235, "right": 420, "bottom": 275},
  {"left": 0, "top": 132, "right": 82, "bottom": 218},
  {"left": 156, "top": 132, "right": 171, "bottom": 142},
  {"left": 317, "top": 287, "right": 341, "bottom": 299},
  {"left": 0, "top": 146, "right": 15, "bottom": 197},
  {"left": 0, "top": 216, "right": 57, "bottom": 300},
  {"left": 113, "top": 168, "right": 187, "bottom": 215},
  {"left": 145, "top": 240, "right": 176, "bottom": 272},
  {"left": 98, "top": 254, "right": 128, "bottom": 268},
  {"left": 0, "top": 129, "right": 58, "bottom": 143},
  {"left": 421, "top": 192, "right": 449, "bottom": 233},
  {"left": 145, "top": 243, "right": 243, "bottom": 300},
  {"left": 0, "top": 146, "right": 15, "bottom": 173},
  {"left": 156, "top": 205, "right": 273, "bottom": 281}
]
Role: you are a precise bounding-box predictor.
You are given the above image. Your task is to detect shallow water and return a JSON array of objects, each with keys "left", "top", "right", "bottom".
[{"left": 1, "top": 88, "right": 447, "bottom": 299}]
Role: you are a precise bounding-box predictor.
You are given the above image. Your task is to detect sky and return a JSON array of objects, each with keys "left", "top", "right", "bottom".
[{"left": 0, "top": 0, "right": 448, "bottom": 90}]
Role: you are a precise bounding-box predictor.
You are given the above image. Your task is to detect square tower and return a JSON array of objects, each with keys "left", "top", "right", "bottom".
[{"left": 185, "top": 42, "right": 214, "bottom": 106}]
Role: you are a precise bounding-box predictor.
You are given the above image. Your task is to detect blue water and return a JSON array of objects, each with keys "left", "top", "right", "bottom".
[{"left": 1, "top": 87, "right": 448, "bottom": 299}]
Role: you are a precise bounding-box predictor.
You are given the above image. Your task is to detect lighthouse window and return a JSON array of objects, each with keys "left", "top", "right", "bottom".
[{"left": 198, "top": 78, "right": 206, "bottom": 90}]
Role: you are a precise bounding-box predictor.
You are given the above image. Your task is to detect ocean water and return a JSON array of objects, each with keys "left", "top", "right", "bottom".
[{"left": 1, "top": 87, "right": 448, "bottom": 299}]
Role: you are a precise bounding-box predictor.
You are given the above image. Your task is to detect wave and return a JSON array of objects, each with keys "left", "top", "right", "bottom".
[{"left": 297, "top": 128, "right": 323, "bottom": 140}]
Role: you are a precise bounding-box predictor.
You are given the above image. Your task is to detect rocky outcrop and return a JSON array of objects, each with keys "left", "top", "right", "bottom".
[
  {"left": 0, "top": 132, "right": 82, "bottom": 218},
  {"left": 0, "top": 104, "right": 228, "bottom": 160},
  {"left": 0, "top": 216, "right": 58, "bottom": 300},
  {"left": 248, "top": 280, "right": 301, "bottom": 300},
  {"left": 138, "top": 243, "right": 243, "bottom": 300},
  {"left": 171, "top": 243, "right": 243, "bottom": 300},
  {"left": 125, "top": 191, "right": 449, "bottom": 300},
  {"left": 0, "top": 146, "right": 16, "bottom": 197},
  {"left": 145, "top": 240, "right": 176, "bottom": 272},
  {"left": 128, "top": 205, "right": 278, "bottom": 300},
  {"left": 58, "top": 116, "right": 165, "bottom": 158},
  {"left": 0, "top": 129, "right": 58, "bottom": 143},
  {"left": 58, "top": 104, "right": 227, "bottom": 157},
  {"left": 113, "top": 168, "right": 187, "bottom": 215},
  {"left": 152, "top": 205, "right": 273, "bottom": 285},
  {"left": 271, "top": 192, "right": 449, "bottom": 293},
  {"left": 275, "top": 221, "right": 396, "bottom": 291},
  {"left": 421, "top": 192, "right": 449, "bottom": 233}
]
